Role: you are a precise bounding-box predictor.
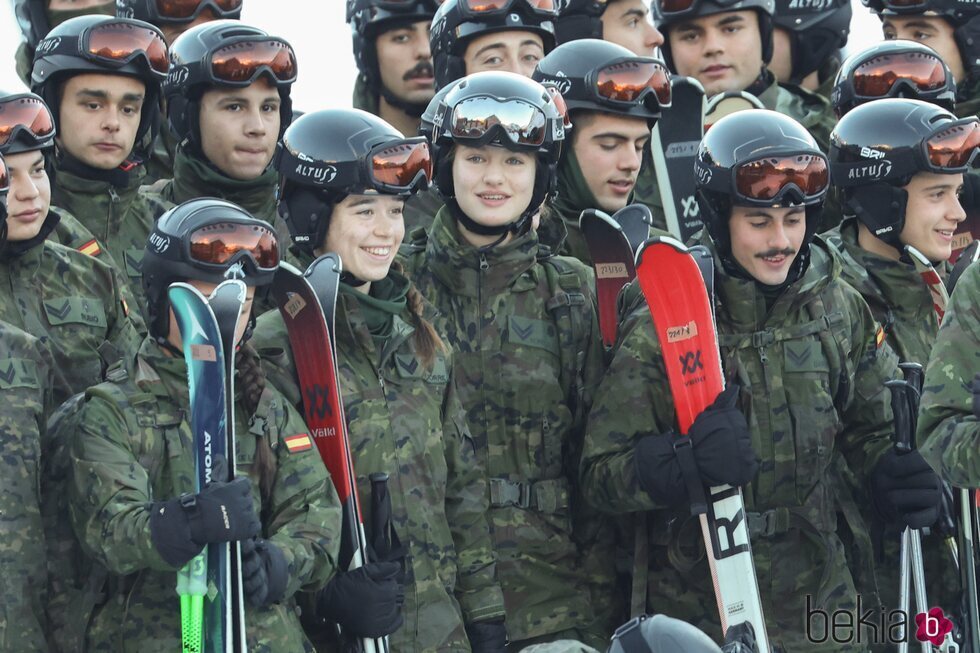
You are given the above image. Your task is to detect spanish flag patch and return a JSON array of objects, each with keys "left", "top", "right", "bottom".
[
  {"left": 284, "top": 433, "right": 313, "bottom": 453},
  {"left": 78, "top": 239, "right": 101, "bottom": 257},
  {"left": 875, "top": 325, "right": 886, "bottom": 349}
]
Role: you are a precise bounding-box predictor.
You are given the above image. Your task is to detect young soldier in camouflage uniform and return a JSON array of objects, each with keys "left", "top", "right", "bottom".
[
  {"left": 531, "top": 39, "right": 667, "bottom": 263},
  {"left": 141, "top": 21, "right": 295, "bottom": 243},
  {"left": 554, "top": 0, "right": 664, "bottom": 56},
  {"left": 30, "top": 14, "right": 172, "bottom": 314},
  {"left": 403, "top": 71, "right": 618, "bottom": 650},
  {"left": 254, "top": 108, "right": 507, "bottom": 652},
  {"left": 825, "top": 97, "right": 975, "bottom": 638},
  {"left": 68, "top": 198, "right": 342, "bottom": 651},
  {"left": 115, "top": 0, "right": 245, "bottom": 183},
  {"left": 919, "top": 259, "right": 980, "bottom": 483},
  {"left": 581, "top": 111, "right": 940, "bottom": 651}
]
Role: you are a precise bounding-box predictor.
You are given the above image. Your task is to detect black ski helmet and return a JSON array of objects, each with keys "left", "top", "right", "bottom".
[
  {"left": 14, "top": 0, "right": 115, "bottom": 63},
  {"left": 274, "top": 109, "right": 432, "bottom": 257},
  {"left": 142, "top": 197, "right": 279, "bottom": 340},
  {"left": 653, "top": 0, "right": 776, "bottom": 71},
  {"left": 532, "top": 38, "right": 668, "bottom": 125},
  {"left": 862, "top": 0, "right": 980, "bottom": 79},
  {"left": 609, "top": 615, "right": 723, "bottom": 653},
  {"left": 164, "top": 20, "right": 296, "bottom": 146},
  {"left": 348, "top": 0, "right": 439, "bottom": 115},
  {"left": 829, "top": 98, "right": 978, "bottom": 249},
  {"left": 554, "top": 0, "right": 607, "bottom": 44},
  {"left": 419, "top": 78, "right": 464, "bottom": 142},
  {"left": 115, "top": 0, "right": 243, "bottom": 25},
  {"left": 772, "top": 0, "right": 851, "bottom": 85},
  {"left": 431, "top": 70, "right": 566, "bottom": 239},
  {"left": 429, "top": 0, "right": 559, "bottom": 89},
  {"left": 832, "top": 40, "right": 957, "bottom": 117},
  {"left": 30, "top": 15, "right": 167, "bottom": 150},
  {"left": 0, "top": 91, "right": 57, "bottom": 157},
  {"left": 695, "top": 109, "right": 828, "bottom": 279}
]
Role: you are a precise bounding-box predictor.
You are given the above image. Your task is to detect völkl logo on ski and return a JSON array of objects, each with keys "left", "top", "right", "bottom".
[{"left": 679, "top": 350, "right": 704, "bottom": 376}]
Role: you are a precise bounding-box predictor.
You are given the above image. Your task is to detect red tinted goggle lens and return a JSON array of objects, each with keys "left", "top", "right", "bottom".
[
  {"left": 735, "top": 155, "right": 829, "bottom": 201},
  {"left": 926, "top": 120, "right": 980, "bottom": 170},
  {"left": 210, "top": 40, "right": 297, "bottom": 84},
  {"left": 464, "top": 0, "right": 557, "bottom": 12},
  {"left": 189, "top": 222, "right": 279, "bottom": 269},
  {"left": 86, "top": 22, "right": 169, "bottom": 75},
  {"left": 596, "top": 60, "right": 671, "bottom": 106},
  {"left": 543, "top": 85, "right": 573, "bottom": 129},
  {"left": 659, "top": 0, "right": 698, "bottom": 13},
  {"left": 852, "top": 52, "right": 946, "bottom": 97},
  {"left": 371, "top": 140, "right": 432, "bottom": 188},
  {"left": 154, "top": 0, "right": 243, "bottom": 19},
  {"left": 0, "top": 97, "right": 55, "bottom": 146},
  {"left": 449, "top": 96, "right": 548, "bottom": 147}
]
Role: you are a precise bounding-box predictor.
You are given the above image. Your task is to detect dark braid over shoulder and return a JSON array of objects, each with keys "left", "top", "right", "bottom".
[
  {"left": 392, "top": 260, "right": 447, "bottom": 370},
  {"left": 236, "top": 341, "right": 275, "bottom": 503}
]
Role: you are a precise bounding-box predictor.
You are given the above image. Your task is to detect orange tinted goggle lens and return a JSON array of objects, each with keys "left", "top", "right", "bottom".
[
  {"left": 596, "top": 61, "right": 671, "bottom": 106},
  {"left": 210, "top": 40, "right": 297, "bottom": 83},
  {"left": 853, "top": 53, "right": 946, "bottom": 97},
  {"left": 735, "top": 155, "right": 829, "bottom": 200},
  {"left": 87, "top": 22, "right": 169, "bottom": 74},
  {"left": 465, "top": 0, "right": 555, "bottom": 10},
  {"left": 155, "top": 0, "right": 242, "bottom": 18},
  {"left": 372, "top": 141, "right": 432, "bottom": 187},
  {"left": 927, "top": 121, "right": 980, "bottom": 169},
  {"left": 0, "top": 97, "right": 54, "bottom": 146},
  {"left": 189, "top": 222, "right": 279, "bottom": 269}
]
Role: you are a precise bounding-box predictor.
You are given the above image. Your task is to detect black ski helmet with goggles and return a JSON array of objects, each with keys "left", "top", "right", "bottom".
[
  {"left": 532, "top": 38, "right": 670, "bottom": 126},
  {"left": 0, "top": 91, "right": 57, "bottom": 157},
  {"left": 142, "top": 197, "right": 280, "bottom": 340},
  {"left": 348, "top": 0, "right": 440, "bottom": 117},
  {"left": 862, "top": 0, "right": 980, "bottom": 81},
  {"left": 164, "top": 20, "right": 296, "bottom": 147},
  {"left": 115, "top": 0, "right": 243, "bottom": 26},
  {"left": 695, "top": 109, "right": 829, "bottom": 280},
  {"left": 829, "top": 98, "right": 979, "bottom": 250},
  {"left": 430, "top": 0, "right": 559, "bottom": 89},
  {"left": 554, "top": 0, "right": 608, "bottom": 44},
  {"left": 772, "top": 0, "right": 851, "bottom": 86},
  {"left": 15, "top": 0, "right": 115, "bottom": 70},
  {"left": 430, "top": 70, "right": 567, "bottom": 240},
  {"left": 274, "top": 108, "right": 433, "bottom": 257},
  {"left": 832, "top": 40, "right": 957, "bottom": 117},
  {"left": 420, "top": 79, "right": 464, "bottom": 142},
  {"left": 652, "top": 0, "right": 776, "bottom": 71},
  {"left": 30, "top": 15, "right": 168, "bottom": 151}
]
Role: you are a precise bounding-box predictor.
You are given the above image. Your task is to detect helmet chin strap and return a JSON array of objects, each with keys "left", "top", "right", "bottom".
[
  {"left": 448, "top": 198, "right": 534, "bottom": 249},
  {"left": 378, "top": 82, "right": 428, "bottom": 119}
]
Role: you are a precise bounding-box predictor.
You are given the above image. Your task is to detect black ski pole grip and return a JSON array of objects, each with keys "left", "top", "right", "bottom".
[{"left": 886, "top": 380, "right": 913, "bottom": 454}]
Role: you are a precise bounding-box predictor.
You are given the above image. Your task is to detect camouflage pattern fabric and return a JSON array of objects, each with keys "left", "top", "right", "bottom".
[
  {"left": 0, "top": 238, "right": 142, "bottom": 408},
  {"left": 68, "top": 337, "right": 341, "bottom": 652},
  {"left": 50, "top": 161, "right": 170, "bottom": 325},
  {"left": 403, "top": 187, "right": 445, "bottom": 237},
  {"left": 142, "top": 124, "right": 179, "bottom": 186},
  {"left": 0, "top": 322, "right": 51, "bottom": 652},
  {"left": 955, "top": 78, "right": 980, "bottom": 119},
  {"left": 919, "top": 260, "right": 980, "bottom": 485},
  {"left": 581, "top": 236, "right": 899, "bottom": 652},
  {"left": 253, "top": 276, "right": 505, "bottom": 653},
  {"left": 353, "top": 74, "right": 381, "bottom": 116},
  {"left": 401, "top": 207, "right": 620, "bottom": 649}
]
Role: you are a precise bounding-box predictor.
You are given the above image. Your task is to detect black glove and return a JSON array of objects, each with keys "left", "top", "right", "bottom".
[
  {"left": 973, "top": 373, "right": 980, "bottom": 419},
  {"left": 722, "top": 621, "right": 759, "bottom": 653},
  {"left": 635, "top": 385, "right": 758, "bottom": 506},
  {"left": 465, "top": 619, "right": 507, "bottom": 653},
  {"left": 149, "top": 455, "right": 261, "bottom": 567},
  {"left": 241, "top": 537, "right": 289, "bottom": 608},
  {"left": 317, "top": 561, "right": 404, "bottom": 638},
  {"left": 871, "top": 449, "right": 942, "bottom": 529}
]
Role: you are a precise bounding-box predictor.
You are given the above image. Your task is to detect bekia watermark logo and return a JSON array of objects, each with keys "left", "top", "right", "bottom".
[
  {"left": 148, "top": 232, "right": 170, "bottom": 254},
  {"left": 806, "top": 596, "right": 955, "bottom": 646},
  {"left": 294, "top": 163, "right": 337, "bottom": 184}
]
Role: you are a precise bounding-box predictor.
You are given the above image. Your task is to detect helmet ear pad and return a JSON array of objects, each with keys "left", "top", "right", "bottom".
[
  {"left": 843, "top": 182, "right": 909, "bottom": 250},
  {"left": 278, "top": 183, "right": 339, "bottom": 257}
]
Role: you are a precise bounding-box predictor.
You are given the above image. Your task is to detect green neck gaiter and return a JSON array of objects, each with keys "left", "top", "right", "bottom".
[
  {"left": 340, "top": 271, "right": 410, "bottom": 339},
  {"left": 552, "top": 144, "right": 601, "bottom": 219}
]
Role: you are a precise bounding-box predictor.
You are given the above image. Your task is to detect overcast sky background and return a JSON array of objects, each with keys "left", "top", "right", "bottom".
[{"left": 0, "top": 1, "right": 884, "bottom": 112}]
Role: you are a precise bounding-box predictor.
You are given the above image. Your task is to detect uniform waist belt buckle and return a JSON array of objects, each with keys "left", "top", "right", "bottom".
[
  {"left": 489, "top": 478, "right": 531, "bottom": 508},
  {"left": 752, "top": 330, "right": 776, "bottom": 348},
  {"left": 748, "top": 509, "right": 785, "bottom": 538}
]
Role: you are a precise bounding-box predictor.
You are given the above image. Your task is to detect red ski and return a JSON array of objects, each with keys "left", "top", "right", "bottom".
[
  {"left": 580, "top": 209, "right": 636, "bottom": 348},
  {"left": 635, "top": 237, "right": 770, "bottom": 651}
]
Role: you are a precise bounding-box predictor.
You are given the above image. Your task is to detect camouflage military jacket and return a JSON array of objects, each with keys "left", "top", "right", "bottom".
[
  {"left": 253, "top": 281, "right": 506, "bottom": 652},
  {"left": 0, "top": 322, "right": 50, "bottom": 652},
  {"left": 403, "top": 187, "right": 446, "bottom": 237},
  {"left": 402, "top": 208, "right": 617, "bottom": 647},
  {"left": 69, "top": 337, "right": 341, "bottom": 653},
  {"left": 919, "top": 260, "right": 980, "bottom": 486},
  {"left": 826, "top": 218, "right": 941, "bottom": 366},
  {"left": 581, "top": 237, "right": 899, "bottom": 652},
  {"left": 0, "top": 238, "right": 141, "bottom": 408},
  {"left": 50, "top": 162, "right": 169, "bottom": 323},
  {"left": 956, "top": 77, "right": 980, "bottom": 118},
  {"left": 142, "top": 124, "right": 179, "bottom": 186}
]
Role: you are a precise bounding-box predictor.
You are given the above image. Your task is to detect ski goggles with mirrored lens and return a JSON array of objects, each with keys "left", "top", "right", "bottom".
[
  {"left": 188, "top": 221, "right": 280, "bottom": 271},
  {"left": 594, "top": 58, "right": 671, "bottom": 107},
  {"left": 39, "top": 20, "right": 169, "bottom": 76},
  {"left": 205, "top": 38, "right": 298, "bottom": 85},
  {"left": 369, "top": 138, "right": 433, "bottom": 191},
  {"left": 151, "top": 0, "right": 243, "bottom": 21},
  {"left": 543, "top": 84, "right": 573, "bottom": 130},
  {"left": 923, "top": 118, "right": 980, "bottom": 171},
  {"left": 0, "top": 95, "right": 55, "bottom": 148},
  {"left": 851, "top": 51, "right": 948, "bottom": 98},
  {"left": 698, "top": 153, "right": 829, "bottom": 204},
  {"left": 447, "top": 96, "right": 550, "bottom": 148},
  {"left": 459, "top": 0, "right": 558, "bottom": 18}
]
